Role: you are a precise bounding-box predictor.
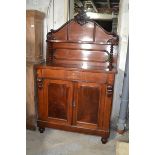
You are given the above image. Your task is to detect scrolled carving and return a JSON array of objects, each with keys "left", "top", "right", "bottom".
[
  {"left": 107, "top": 34, "right": 119, "bottom": 45},
  {"left": 47, "top": 30, "right": 56, "bottom": 40},
  {"left": 37, "top": 78, "right": 43, "bottom": 89},
  {"left": 74, "top": 8, "right": 90, "bottom": 26},
  {"left": 106, "top": 85, "right": 113, "bottom": 96}
]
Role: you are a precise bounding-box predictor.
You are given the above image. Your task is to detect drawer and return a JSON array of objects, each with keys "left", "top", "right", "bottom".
[
  {"left": 65, "top": 71, "right": 80, "bottom": 80},
  {"left": 41, "top": 69, "right": 80, "bottom": 80},
  {"left": 82, "top": 72, "right": 107, "bottom": 83},
  {"left": 66, "top": 71, "right": 107, "bottom": 83},
  {"left": 41, "top": 69, "right": 65, "bottom": 79},
  {"left": 38, "top": 68, "right": 108, "bottom": 83}
]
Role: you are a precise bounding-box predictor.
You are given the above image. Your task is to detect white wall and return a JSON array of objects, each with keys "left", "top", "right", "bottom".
[
  {"left": 26, "top": 0, "right": 69, "bottom": 59},
  {"left": 69, "top": 0, "right": 74, "bottom": 19},
  {"left": 111, "top": 0, "right": 129, "bottom": 120}
]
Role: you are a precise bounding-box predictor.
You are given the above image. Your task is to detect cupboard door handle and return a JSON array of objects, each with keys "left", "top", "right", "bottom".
[{"left": 106, "top": 85, "right": 113, "bottom": 96}]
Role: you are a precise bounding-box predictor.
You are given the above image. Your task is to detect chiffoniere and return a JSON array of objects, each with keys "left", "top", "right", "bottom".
[
  {"left": 35, "top": 11, "right": 118, "bottom": 143},
  {"left": 26, "top": 10, "right": 45, "bottom": 130}
]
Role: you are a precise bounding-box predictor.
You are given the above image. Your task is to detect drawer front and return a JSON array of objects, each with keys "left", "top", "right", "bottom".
[
  {"left": 42, "top": 69, "right": 66, "bottom": 79},
  {"left": 82, "top": 72, "right": 107, "bottom": 83},
  {"left": 65, "top": 71, "right": 80, "bottom": 80},
  {"left": 37, "top": 68, "right": 108, "bottom": 83}
]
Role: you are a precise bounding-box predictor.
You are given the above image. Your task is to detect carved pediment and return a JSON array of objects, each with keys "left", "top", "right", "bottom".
[
  {"left": 47, "top": 12, "right": 118, "bottom": 45},
  {"left": 74, "top": 9, "right": 90, "bottom": 26}
]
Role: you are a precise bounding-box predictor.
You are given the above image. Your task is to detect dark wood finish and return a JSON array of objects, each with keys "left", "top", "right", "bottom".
[
  {"left": 74, "top": 82, "right": 105, "bottom": 131},
  {"left": 39, "top": 127, "right": 45, "bottom": 133},
  {"left": 48, "top": 83, "right": 68, "bottom": 119},
  {"left": 101, "top": 137, "right": 108, "bottom": 144},
  {"left": 76, "top": 83, "right": 100, "bottom": 124},
  {"left": 42, "top": 79, "right": 73, "bottom": 126},
  {"left": 36, "top": 11, "right": 118, "bottom": 143}
]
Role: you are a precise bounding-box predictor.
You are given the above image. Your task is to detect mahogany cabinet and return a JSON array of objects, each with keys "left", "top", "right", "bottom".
[{"left": 35, "top": 11, "right": 118, "bottom": 143}]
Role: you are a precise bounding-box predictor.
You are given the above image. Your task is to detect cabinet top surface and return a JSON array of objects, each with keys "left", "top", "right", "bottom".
[{"left": 35, "top": 62, "right": 117, "bottom": 74}]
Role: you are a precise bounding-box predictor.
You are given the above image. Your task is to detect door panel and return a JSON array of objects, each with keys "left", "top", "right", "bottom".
[
  {"left": 74, "top": 82, "right": 106, "bottom": 129},
  {"left": 44, "top": 79, "right": 73, "bottom": 125},
  {"left": 77, "top": 85, "right": 100, "bottom": 124},
  {"left": 48, "top": 83, "right": 68, "bottom": 119}
]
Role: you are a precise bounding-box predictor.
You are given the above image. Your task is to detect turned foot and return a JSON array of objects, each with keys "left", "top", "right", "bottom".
[
  {"left": 39, "top": 127, "right": 45, "bottom": 133},
  {"left": 101, "top": 137, "right": 108, "bottom": 144}
]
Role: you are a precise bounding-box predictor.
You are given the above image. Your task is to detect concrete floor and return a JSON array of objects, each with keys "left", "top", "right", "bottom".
[{"left": 26, "top": 128, "right": 129, "bottom": 155}]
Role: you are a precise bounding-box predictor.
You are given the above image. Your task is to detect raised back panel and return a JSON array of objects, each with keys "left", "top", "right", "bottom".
[
  {"left": 53, "top": 49, "right": 109, "bottom": 62},
  {"left": 95, "top": 25, "right": 113, "bottom": 43},
  {"left": 46, "top": 12, "right": 118, "bottom": 71},
  {"left": 68, "top": 20, "right": 94, "bottom": 42},
  {"left": 50, "top": 26, "right": 67, "bottom": 40},
  {"left": 47, "top": 19, "right": 117, "bottom": 43}
]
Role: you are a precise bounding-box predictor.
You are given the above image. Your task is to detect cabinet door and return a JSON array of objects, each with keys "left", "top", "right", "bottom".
[
  {"left": 38, "top": 79, "right": 73, "bottom": 125},
  {"left": 73, "top": 82, "right": 106, "bottom": 130}
]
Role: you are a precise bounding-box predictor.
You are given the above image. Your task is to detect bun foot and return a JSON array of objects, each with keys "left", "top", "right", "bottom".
[
  {"left": 101, "top": 137, "right": 107, "bottom": 144},
  {"left": 39, "top": 127, "right": 45, "bottom": 133}
]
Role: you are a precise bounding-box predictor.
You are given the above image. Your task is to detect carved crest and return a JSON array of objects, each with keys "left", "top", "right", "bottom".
[
  {"left": 74, "top": 8, "right": 90, "bottom": 26},
  {"left": 107, "top": 34, "right": 119, "bottom": 45},
  {"left": 47, "top": 30, "right": 56, "bottom": 40},
  {"left": 106, "top": 85, "right": 113, "bottom": 96}
]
